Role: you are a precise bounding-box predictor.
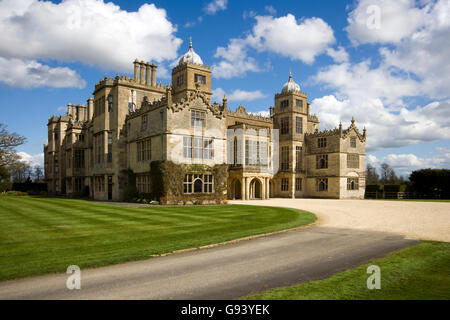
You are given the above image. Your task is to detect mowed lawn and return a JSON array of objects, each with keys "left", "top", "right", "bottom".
[
  {"left": 245, "top": 241, "right": 450, "bottom": 300},
  {"left": 0, "top": 196, "right": 316, "bottom": 281}
]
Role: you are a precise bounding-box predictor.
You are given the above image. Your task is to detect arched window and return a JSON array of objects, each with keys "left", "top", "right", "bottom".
[{"left": 194, "top": 179, "right": 203, "bottom": 193}]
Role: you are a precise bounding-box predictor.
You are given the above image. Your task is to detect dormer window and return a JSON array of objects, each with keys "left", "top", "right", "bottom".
[{"left": 194, "top": 74, "right": 206, "bottom": 84}]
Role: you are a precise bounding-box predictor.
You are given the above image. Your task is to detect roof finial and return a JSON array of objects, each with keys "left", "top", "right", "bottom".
[
  {"left": 289, "top": 68, "right": 292, "bottom": 81},
  {"left": 351, "top": 116, "right": 355, "bottom": 124},
  {"left": 189, "top": 36, "right": 192, "bottom": 49}
]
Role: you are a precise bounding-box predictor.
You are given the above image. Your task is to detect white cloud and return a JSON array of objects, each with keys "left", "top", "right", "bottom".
[
  {"left": 213, "top": 14, "right": 335, "bottom": 78},
  {"left": 346, "top": 0, "right": 429, "bottom": 44},
  {"left": 248, "top": 15, "right": 335, "bottom": 64},
  {"left": 204, "top": 0, "right": 228, "bottom": 15},
  {"left": 310, "top": 95, "right": 450, "bottom": 152},
  {"left": 313, "top": 60, "right": 421, "bottom": 106},
  {"left": 249, "top": 110, "right": 271, "bottom": 117},
  {"left": 213, "top": 38, "right": 260, "bottom": 78},
  {"left": 264, "top": 5, "right": 277, "bottom": 15},
  {"left": 326, "top": 46, "right": 349, "bottom": 63},
  {"left": 0, "top": 0, "right": 182, "bottom": 72},
  {"left": 0, "top": 57, "right": 85, "bottom": 89},
  {"left": 368, "top": 147, "right": 450, "bottom": 176},
  {"left": 379, "top": 0, "right": 450, "bottom": 98},
  {"left": 17, "top": 152, "right": 44, "bottom": 167},
  {"left": 212, "top": 88, "right": 267, "bottom": 102}
]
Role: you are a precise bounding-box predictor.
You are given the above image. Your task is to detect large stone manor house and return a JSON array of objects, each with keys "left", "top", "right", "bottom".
[{"left": 44, "top": 40, "right": 366, "bottom": 201}]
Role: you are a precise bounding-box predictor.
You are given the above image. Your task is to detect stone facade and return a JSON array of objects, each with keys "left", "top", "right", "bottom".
[{"left": 44, "top": 43, "right": 366, "bottom": 201}]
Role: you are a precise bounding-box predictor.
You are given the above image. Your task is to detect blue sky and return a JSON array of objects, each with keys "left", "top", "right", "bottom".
[{"left": 0, "top": 0, "right": 449, "bottom": 176}]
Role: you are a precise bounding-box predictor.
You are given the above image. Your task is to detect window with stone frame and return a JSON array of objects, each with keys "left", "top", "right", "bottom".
[
  {"left": 295, "top": 178, "right": 302, "bottom": 191},
  {"left": 316, "top": 178, "right": 328, "bottom": 192},
  {"left": 107, "top": 132, "right": 112, "bottom": 163},
  {"left": 295, "top": 146, "right": 303, "bottom": 171},
  {"left": 141, "top": 114, "right": 148, "bottom": 131},
  {"left": 183, "top": 174, "right": 213, "bottom": 194},
  {"left": 281, "top": 178, "right": 289, "bottom": 191},
  {"left": 280, "top": 100, "right": 289, "bottom": 108},
  {"left": 137, "top": 139, "right": 151, "bottom": 162},
  {"left": 108, "top": 95, "right": 113, "bottom": 112},
  {"left": 177, "top": 75, "right": 184, "bottom": 86},
  {"left": 74, "top": 149, "right": 85, "bottom": 169},
  {"left": 350, "top": 137, "right": 357, "bottom": 148},
  {"left": 191, "top": 110, "right": 205, "bottom": 128},
  {"left": 316, "top": 154, "right": 328, "bottom": 169},
  {"left": 136, "top": 175, "right": 151, "bottom": 194},
  {"left": 194, "top": 74, "right": 206, "bottom": 84},
  {"left": 318, "top": 137, "right": 327, "bottom": 148},
  {"left": 281, "top": 146, "right": 290, "bottom": 170},
  {"left": 347, "top": 177, "right": 359, "bottom": 190},
  {"left": 296, "top": 99, "right": 303, "bottom": 108},
  {"left": 347, "top": 154, "right": 359, "bottom": 168},
  {"left": 296, "top": 117, "right": 303, "bottom": 134},
  {"left": 281, "top": 117, "right": 289, "bottom": 135},
  {"left": 183, "top": 136, "right": 214, "bottom": 160}
]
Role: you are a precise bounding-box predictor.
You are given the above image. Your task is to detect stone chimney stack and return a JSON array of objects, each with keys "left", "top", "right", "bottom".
[
  {"left": 133, "top": 59, "right": 139, "bottom": 82},
  {"left": 145, "top": 62, "right": 151, "bottom": 86},
  {"left": 71, "top": 104, "right": 76, "bottom": 118},
  {"left": 140, "top": 61, "right": 145, "bottom": 84},
  {"left": 76, "top": 105, "right": 84, "bottom": 121},
  {"left": 151, "top": 63, "right": 157, "bottom": 86},
  {"left": 87, "top": 98, "right": 93, "bottom": 120},
  {"left": 67, "top": 104, "right": 71, "bottom": 115}
]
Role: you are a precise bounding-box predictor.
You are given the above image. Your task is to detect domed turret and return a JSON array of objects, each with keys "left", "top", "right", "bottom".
[
  {"left": 178, "top": 38, "right": 203, "bottom": 66},
  {"left": 281, "top": 71, "right": 300, "bottom": 93}
]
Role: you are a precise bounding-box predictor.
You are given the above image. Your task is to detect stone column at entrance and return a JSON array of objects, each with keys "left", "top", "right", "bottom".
[
  {"left": 245, "top": 177, "right": 250, "bottom": 200},
  {"left": 241, "top": 178, "right": 245, "bottom": 201},
  {"left": 291, "top": 174, "right": 295, "bottom": 199},
  {"left": 262, "top": 178, "right": 266, "bottom": 200},
  {"left": 266, "top": 178, "right": 270, "bottom": 199}
]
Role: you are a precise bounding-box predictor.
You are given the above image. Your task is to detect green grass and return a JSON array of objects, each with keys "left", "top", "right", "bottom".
[
  {"left": 0, "top": 196, "right": 316, "bottom": 281},
  {"left": 244, "top": 241, "right": 450, "bottom": 300}
]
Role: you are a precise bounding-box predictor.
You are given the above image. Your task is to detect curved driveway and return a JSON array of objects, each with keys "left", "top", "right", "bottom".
[{"left": 0, "top": 199, "right": 448, "bottom": 299}]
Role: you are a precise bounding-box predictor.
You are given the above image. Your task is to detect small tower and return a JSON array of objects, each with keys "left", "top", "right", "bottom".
[{"left": 171, "top": 37, "right": 211, "bottom": 103}]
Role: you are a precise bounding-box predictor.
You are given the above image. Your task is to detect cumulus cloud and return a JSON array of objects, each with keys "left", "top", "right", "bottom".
[
  {"left": 326, "top": 46, "right": 349, "bottom": 63},
  {"left": 313, "top": 60, "right": 421, "bottom": 106},
  {"left": 0, "top": 57, "right": 85, "bottom": 88},
  {"left": 264, "top": 5, "right": 277, "bottom": 15},
  {"left": 0, "top": 0, "right": 182, "bottom": 72},
  {"left": 346, "top": 0, "right": 429, "bottom": 44},
  {"left": 213, "top": 14, "right": 335, "bottom": 78},
  {"left": 213, "top": 88, "right": 267, "bottom": 102},
  {"left": 17, "top": 152, "right": 44, "bottom": 167},
  {"left": 310, "top": 95, "right": 450, "bottom": 152},
  {"left": 204, "top": 0, "right": 228, "bottom": 15},
  {"left": 368, "top": 147, "right": 450, "bottom": 176}
]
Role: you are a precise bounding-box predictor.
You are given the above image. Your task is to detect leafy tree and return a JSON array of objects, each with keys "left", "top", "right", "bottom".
[
  {"left": 0, "top": 123, "right": 26, "bottom": 167},
  {"left": 409, "top": 169, "right": 450, "bottom": 199},
  {"left": 0, "top": 165, "right": 12, "bottom": 192}
]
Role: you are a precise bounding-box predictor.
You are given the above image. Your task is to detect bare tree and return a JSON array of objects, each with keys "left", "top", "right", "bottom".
[
  {"left": 380, "top": 163, "right": 399, "bottom": 184},
  {"left": 0, "top": 123, "right": 26, "bottom": 167},
  {"left": 33, "top": 165, "right": 43, "bottom": 182},
  {"left": 9, "top": 161, "right": 31, "bottom": 183},
  {"left": 366, "top": 164, "right": 380, "bottom": 184}
]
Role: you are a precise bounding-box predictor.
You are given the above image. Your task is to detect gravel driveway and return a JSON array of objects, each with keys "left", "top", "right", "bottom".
[{"left": 231, "top": 199, "right": 450, "bottom": 242}]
